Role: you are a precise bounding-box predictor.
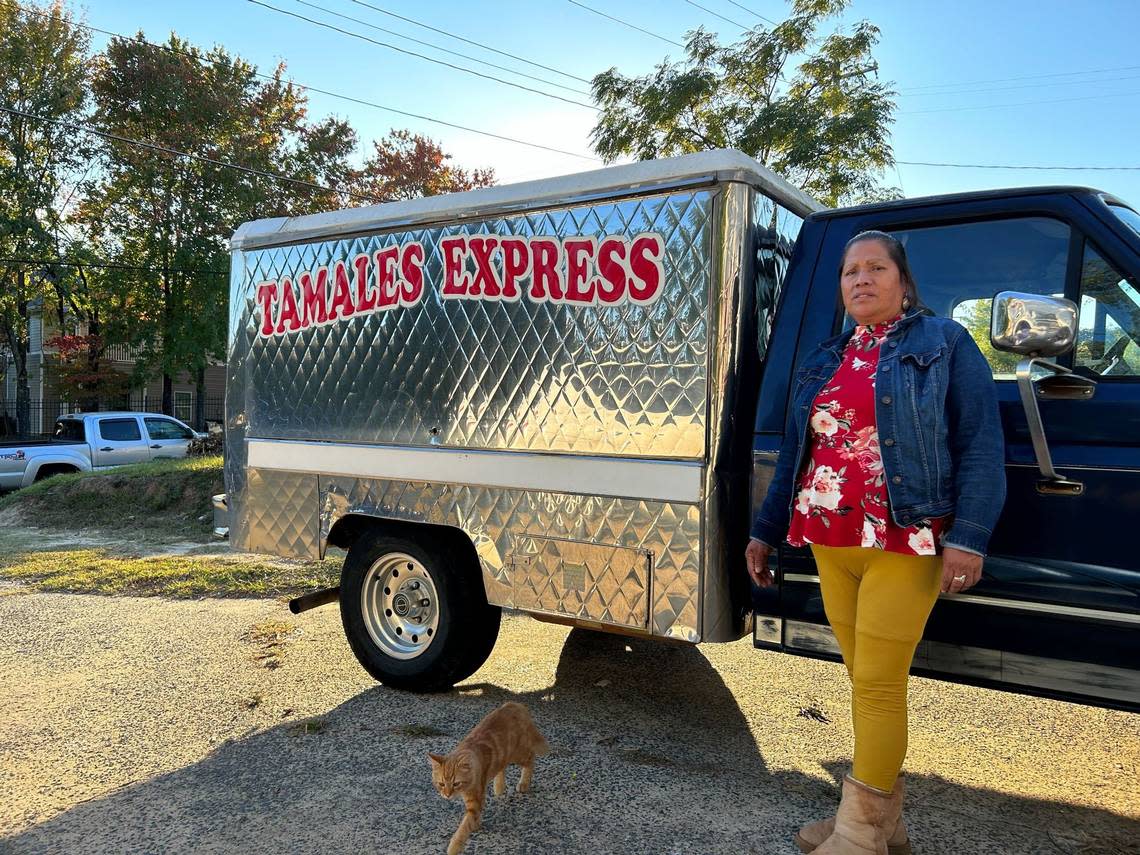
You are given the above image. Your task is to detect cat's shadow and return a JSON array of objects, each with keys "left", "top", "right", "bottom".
[{"left": 457, "top": 626, "right": 769, "bottom": 780}]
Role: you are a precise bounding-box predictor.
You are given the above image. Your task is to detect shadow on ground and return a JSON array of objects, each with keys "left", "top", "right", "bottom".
[{"left": 4, "top": 629, "right": 1135, "bottom": 854}]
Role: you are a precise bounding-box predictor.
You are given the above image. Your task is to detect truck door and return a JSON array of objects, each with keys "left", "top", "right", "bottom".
[
  {"left": 92, "top": 416, "right": 151, "bottom": 467},
  {"left": 769, "top": 193, "right": 1140, "bottom": 710},
  {"left": 143, "top": 417, "right": 196, "bottom": 458}
]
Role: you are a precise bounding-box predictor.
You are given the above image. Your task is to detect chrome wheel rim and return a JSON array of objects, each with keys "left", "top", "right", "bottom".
[{"left": 360, "top": 552, "right": 440, "bottom": 660}]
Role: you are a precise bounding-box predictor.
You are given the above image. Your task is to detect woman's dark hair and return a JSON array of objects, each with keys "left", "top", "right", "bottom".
[{"left": 839, "top": 230, "right": 923, "bottom": 312}]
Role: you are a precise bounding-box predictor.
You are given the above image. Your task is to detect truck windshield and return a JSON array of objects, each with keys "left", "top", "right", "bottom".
[
  {"left": 53, "top": 419, "right": 85, "bottom": 441},
  {"left": 1110, "top": 204, "right": 1140, "bottom": 239}
]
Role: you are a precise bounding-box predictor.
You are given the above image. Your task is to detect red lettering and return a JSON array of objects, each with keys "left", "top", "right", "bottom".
[
  {"left": 468, "top": 236, "right": 502, "bottom": 298},
  {"left": 596, "top": 238, "right": 628, "bottom": 305},
  {"left": 328, "top": 261, "right": 356, "bottom": 321},
  {"left": 353, "top": 253, "right": 376, "bottom": 311},
  {"left": 499, "top": 237, "right": 529, "bottom": 301},
  {"left": 300, "top": 267, "right": 329, "bottom": 326},
  {"left": 256, "top": 281, "right": 278, "bottom": 336},
  {"left": 375, "top": 246, "right": 400, "bottom": 309},
  {"left": 529, "top": 237, "right": 563, "bottom": 302},
  {"left": 628, "top": 234, "right": 665, "bottom": 304},
  {"left": 276, "top": 278, "right": 302, "bottom": 333},
  {"left": 441, "top": 236, "right": 470, "bottom": 298},
  {"left": 400, "top": 242, "right": 425, "bottom": 306},
  {"left": 563, "top": 238, "right": 596, "bottom": 305}
]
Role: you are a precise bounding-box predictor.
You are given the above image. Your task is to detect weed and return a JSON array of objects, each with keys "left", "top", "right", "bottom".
[
  {"left": 288, "top": 717, "right": 328, "bottom": 736},
  {"left": 244, "top": 620, "right": 297, "bottom": 668},
  {"left": 393, "top": 724, "right": 449, "bottom": 738}
]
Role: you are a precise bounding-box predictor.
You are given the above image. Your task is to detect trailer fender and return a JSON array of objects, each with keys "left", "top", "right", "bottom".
[{"left": 325, "top": 512, "right": 490, "bottom": 600}]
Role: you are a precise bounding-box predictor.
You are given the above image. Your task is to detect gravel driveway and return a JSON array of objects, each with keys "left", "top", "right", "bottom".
[{"left": 1, "top": 588, "right": 1137, "bottom": 854}]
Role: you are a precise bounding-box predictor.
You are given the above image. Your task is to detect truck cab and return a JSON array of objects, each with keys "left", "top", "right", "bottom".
[{"left": 752, "top": 186, "right": 1140, "bottom": 711}]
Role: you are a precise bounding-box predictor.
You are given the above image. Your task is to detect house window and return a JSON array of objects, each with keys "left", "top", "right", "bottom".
[{"left": 174, "top": 391, "right": 193, "bottom": 422}]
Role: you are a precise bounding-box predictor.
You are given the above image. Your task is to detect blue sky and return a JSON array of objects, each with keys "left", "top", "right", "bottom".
[{"left": 88, "top": 0, "right": 1140, "bottom": 207}]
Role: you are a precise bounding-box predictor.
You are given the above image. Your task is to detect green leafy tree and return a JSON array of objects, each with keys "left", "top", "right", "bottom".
[
  {"left": 78, "top": 35, "right": 358, "bottom": 424},
  {"left": 0, "top": 0, "right": 89, "bottom": 435},
  {"left": 589, "top": 0, "right": 896, "bottom": 206}
]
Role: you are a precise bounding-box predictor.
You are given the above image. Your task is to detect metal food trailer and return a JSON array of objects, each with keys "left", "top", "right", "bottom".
[{"left": 220, "top": 150, "right": 820, "bottom": 690}]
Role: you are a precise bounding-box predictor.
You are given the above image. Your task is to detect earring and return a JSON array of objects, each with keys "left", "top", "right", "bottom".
[{"left": 902, "top": 296, "right": 911, "bottom": 310}]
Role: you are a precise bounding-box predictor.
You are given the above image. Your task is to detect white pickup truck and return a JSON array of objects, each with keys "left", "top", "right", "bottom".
[{"left": 0, "top": 412, "right": 204, "bottom": 491}]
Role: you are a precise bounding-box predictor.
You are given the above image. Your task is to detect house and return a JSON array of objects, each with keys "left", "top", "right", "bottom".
[{"left": 0, "top": 299, "right": 225, "bottom": 434}]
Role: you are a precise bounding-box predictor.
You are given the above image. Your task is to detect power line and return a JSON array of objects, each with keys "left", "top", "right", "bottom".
[
  {"left": 0, "top": 1, "right": 598, "bottom": 162},
  {"left": 349, "top": 0, "right": 591, "bottom": 84},
  {"left": 900, "top": 88, "right": 1140, "bottom": 115},
  {"left": 897, "top": 159, "right": 1140, "bottom": 172},
  {"left": 898, "top": 72, "right": 1140, "bottom": 99},
  {"left": 0, "top": 257, "right": 229, "bottom": 275},
  {"left": 565, "top": 0, "right": 685, "bottom": 48},
  {"left": 899, "top": 63, "right": 1140, "bottom": 94},
  {"left": 684, "top": 0, "right": 749, "bottom": 31},
  {"left": 248, "top": 0, "right": 599, "bottom": 110},
  {"left": 722, "top": 0, "right": 778, "bottom": 26},
  {"left": 290, "top": 0, "right": 590, "bottom": 96},
  {"left": 0, "top": 105, "right": 383, "bottom": 204}
]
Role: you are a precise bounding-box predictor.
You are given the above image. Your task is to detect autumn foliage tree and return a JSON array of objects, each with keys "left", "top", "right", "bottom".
[
  {"left": 43, "top": 333, "right": 129, "bottom": 407},
  {"left": 356, "top": 129, "right": 495, "bottom": 202}
]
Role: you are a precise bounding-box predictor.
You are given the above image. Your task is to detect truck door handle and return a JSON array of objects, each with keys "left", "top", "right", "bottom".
[
  {"left": 150, "top": 444, "right": 162, "bottom": 449},
  {"left": 99, "top": 446, "right": 113, "bottom": 452}
]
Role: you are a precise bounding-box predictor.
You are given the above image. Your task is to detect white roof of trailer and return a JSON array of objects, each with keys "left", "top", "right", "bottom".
[{"left": 230, "top": 149, "right": 823, "bottom": 252}]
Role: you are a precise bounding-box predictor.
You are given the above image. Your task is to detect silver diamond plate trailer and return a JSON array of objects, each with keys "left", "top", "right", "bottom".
[{"left": 222, "top": 149, "right": 821, "bottom": 690}]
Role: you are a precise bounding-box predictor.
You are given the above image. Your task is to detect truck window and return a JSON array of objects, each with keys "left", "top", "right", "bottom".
[
  {"left": 98, "top": 418, "right": 142, "bottom": 442},
  {"left": 1075, "top": 242, "right": 1140, "bottom": 378},
  {"left": 890, "top": 217, "right": 1071, "bottom": 379},
  {"left": 1109, "top": 204, "right": 1140, "bottom": 239},
  {"left": 53, "top": 419, "right": 85, "bottom": 441},
  {"left": 145, "top": 418, "right": 195, "bottom": 440}
]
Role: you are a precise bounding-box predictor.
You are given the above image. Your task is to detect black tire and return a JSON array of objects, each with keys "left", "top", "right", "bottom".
[{"left": 339, "top": 529, "right": 500, "bottom": 692}]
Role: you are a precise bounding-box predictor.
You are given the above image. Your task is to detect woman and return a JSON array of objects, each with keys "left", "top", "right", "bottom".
[{"left": 745, "top": 231, "right": 1006, "bottom": 854}]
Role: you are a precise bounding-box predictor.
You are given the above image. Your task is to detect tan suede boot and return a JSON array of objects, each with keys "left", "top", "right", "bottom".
[
  {"left": 809, "top": 775, "right": 903, "bottom": 854},
  {"left": 795, "top": 775, "right": 911, "bottom": 854}
]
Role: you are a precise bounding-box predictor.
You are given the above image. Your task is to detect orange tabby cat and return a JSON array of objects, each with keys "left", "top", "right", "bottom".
[{"left": 429, "top": 701, "right": 549, "bottom": 855}]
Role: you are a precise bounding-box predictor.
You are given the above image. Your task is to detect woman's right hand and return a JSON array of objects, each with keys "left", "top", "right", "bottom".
[{"left": 745, "top": 539, "right": 775, "bottom": 587}]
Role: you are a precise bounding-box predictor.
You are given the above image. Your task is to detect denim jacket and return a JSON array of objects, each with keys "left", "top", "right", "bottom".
[{"left": 750, "top": 309, "right": 1007, "bottom": 556}]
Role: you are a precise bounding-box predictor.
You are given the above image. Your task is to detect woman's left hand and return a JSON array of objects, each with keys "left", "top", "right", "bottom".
[{"left": 941, "top": 547, "right": 984, "bottom": 594}]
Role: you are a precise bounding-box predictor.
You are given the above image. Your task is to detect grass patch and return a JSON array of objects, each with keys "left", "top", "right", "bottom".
[
  {"left": 0, "top": 455, "right": 223, "bottom": 540},
  {"left": 0, "top": 547, "right": 340, "bottom": 598}
]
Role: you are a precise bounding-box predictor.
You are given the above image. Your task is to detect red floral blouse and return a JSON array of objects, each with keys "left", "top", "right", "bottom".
[{"left": 786, "top": 314, "right": 947, "bottom": 556}]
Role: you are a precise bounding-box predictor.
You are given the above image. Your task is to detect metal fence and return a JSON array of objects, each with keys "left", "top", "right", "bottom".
[{"left": 0, "top": 395, "right": 225, "bottom": 438}]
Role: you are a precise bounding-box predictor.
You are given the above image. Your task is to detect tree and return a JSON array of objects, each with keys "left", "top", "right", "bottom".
[
  {"left": 77, "top": 35, "right": 358, "bottom": 423},
  {"left": 589, "top": 0, "right": 896, "bottom": 206},
  {"left": 0, "top": 0, "right": 90, "bottom": 436},
  {"left": 355, "top": 129, "right": 495, "bottom": 202}
]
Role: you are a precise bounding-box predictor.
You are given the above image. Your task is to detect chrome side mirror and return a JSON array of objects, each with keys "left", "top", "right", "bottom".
[
  {"left": 990, "top": 291, "right": 1078, "bottom": 356},
  {"left": 989, "top": 291, "right": 1094, "bottom": 497}
]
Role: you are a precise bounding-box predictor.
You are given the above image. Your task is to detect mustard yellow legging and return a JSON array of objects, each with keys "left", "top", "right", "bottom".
[{"left": 810, "top": 544, "right": 943, "bottom": 792}]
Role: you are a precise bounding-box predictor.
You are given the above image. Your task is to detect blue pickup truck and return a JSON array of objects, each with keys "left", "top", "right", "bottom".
[{"left": 751, "top": 186, "right": 1140, "bottom": 712}]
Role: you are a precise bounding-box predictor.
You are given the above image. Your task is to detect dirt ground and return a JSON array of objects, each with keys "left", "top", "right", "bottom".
[{"left": 1, "top": 589, "right": 1137, "bottom": 855}]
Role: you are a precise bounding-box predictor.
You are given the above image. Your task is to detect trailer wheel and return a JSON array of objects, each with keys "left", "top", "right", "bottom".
[{"left": 339, "top": 530, "right": 500, "bottom": 692}]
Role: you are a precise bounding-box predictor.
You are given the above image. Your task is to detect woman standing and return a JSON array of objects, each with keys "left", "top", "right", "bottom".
[{"left": 746, "top": 231, "right": 1006, "bottom": 854}]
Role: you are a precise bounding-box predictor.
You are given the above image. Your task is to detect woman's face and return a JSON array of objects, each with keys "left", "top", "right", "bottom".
[{"left": 840, "top": 239, "right": 907, "bottom": 326}]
